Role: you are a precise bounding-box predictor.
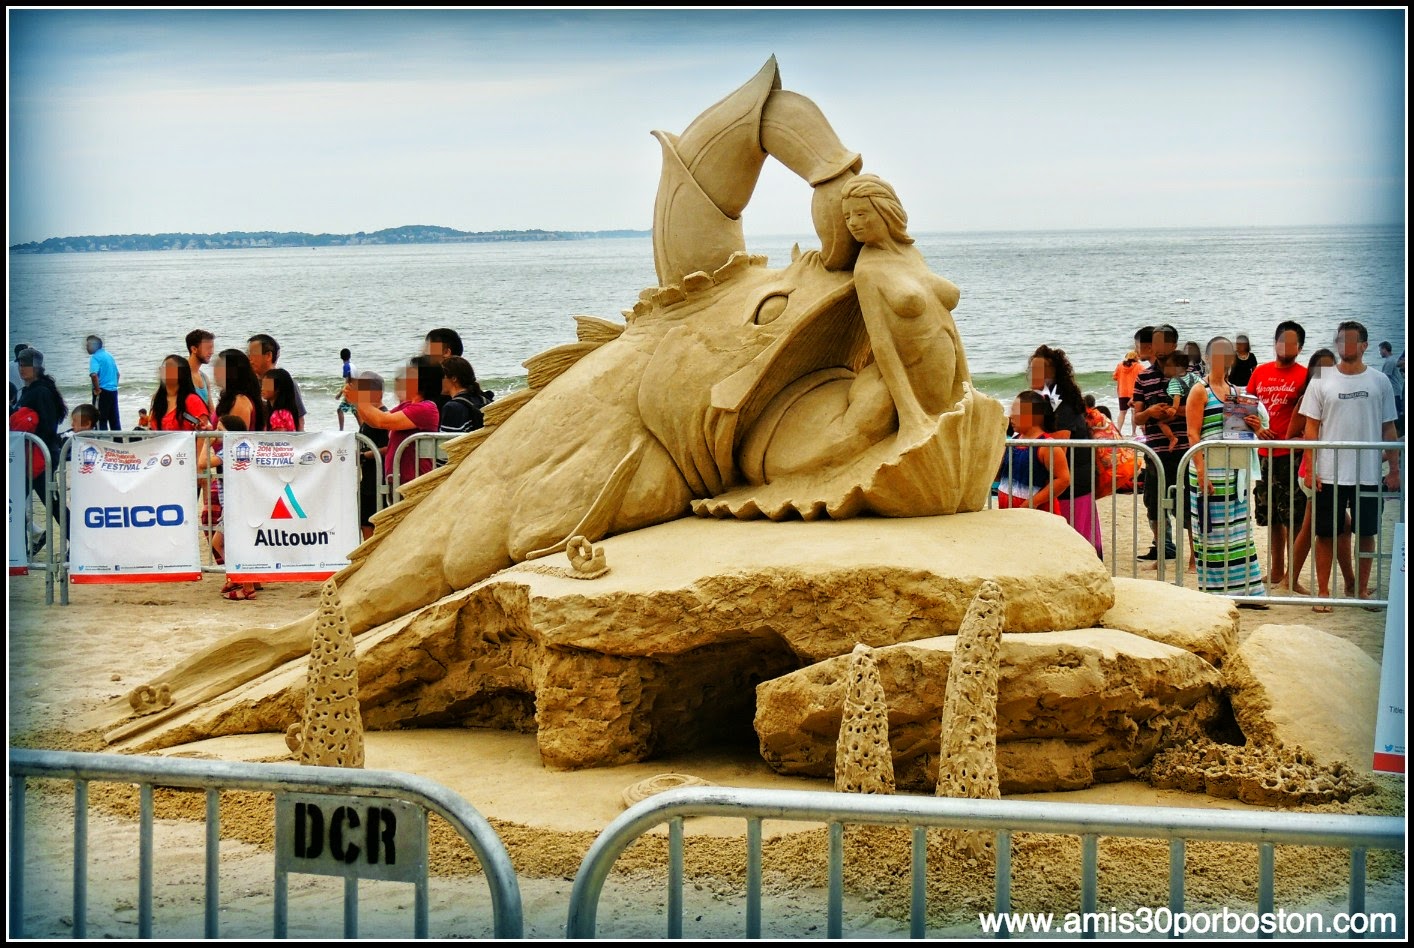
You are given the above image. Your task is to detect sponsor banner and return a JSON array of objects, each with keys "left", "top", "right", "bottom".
[
  {"left": 1373, "top": 523, "right": 1405, "bottom": 774},
  {"left": 69, "top": 433, "right": 201, "bottom": 583},
  {"left": 223, "top": 432, "right": 358, "bottom": 582},
  {"left": 9, "top": 433, "right": 31, "bottom": 574}
]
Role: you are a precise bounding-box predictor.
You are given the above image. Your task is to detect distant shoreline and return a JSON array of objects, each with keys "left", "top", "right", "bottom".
[
  {"left": 10, "top": 221, "right": 1392, "bottom": 255},
  {"left": 8, "top": 225, "right": 651, "bottom": 254}
]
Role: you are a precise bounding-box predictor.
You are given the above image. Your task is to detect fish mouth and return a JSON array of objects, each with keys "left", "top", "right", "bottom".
[{"left": 706, "top": 269, "right": 869, "bottom": 484}]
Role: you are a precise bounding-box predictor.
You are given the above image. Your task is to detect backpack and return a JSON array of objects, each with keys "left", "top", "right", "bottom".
[
  {"left": 1085, "top": 407, "right": 1136, "bottom": 498},
  {"left": 10, "top": 407, "right": 46, "bottom": 475}
]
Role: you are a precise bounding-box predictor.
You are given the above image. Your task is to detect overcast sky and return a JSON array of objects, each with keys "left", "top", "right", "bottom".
[{"left": 6, "top": 7, "right": 1406, "bottom": 244}]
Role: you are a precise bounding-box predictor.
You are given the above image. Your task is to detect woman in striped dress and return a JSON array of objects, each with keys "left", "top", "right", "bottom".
[{"left": 1185, "top": 336, "right": 1267, "bottom": 599}]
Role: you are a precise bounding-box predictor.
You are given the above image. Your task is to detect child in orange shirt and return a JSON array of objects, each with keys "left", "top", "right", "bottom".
[{"left": 1112, "top": 350, "right": 1143, "bottom": 435}]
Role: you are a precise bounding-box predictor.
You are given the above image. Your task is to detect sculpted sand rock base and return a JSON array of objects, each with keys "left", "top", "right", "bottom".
[
  {"left": 103, "top": 511, "right": 1115, "bottom": 773},
  {"left": 1223, "top": 623, "right": 1381, "bottom": 772},
  {"left": 755, "top": 572, "right": 1231, "bottom": 792}
]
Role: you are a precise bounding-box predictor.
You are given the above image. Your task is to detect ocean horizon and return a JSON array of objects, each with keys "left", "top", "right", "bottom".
[{"left": 9, "top": 223, "right": 1404, "bottom": 433}]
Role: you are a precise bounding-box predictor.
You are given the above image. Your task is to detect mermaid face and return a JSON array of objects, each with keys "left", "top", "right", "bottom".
[{"left": 842, "top": 197, "right": 889, "bottom": 246}]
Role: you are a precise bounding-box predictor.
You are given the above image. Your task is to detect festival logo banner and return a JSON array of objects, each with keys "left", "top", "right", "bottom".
[
  {"left": 9, "top": 433, "right": 32, "bottom": 574},
  {"left": 222, "top": 432, "right": 358, "bottom": 583},
  {"left": 69, "top": 433, "right": 201, "bottom": 583}
]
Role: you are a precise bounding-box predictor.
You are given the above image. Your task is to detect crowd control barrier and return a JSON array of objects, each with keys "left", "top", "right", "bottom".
[
  {"left": 44, "top": 430, "right": 385, "bottom": 605},
  {"left": 388, "top": 431, "right": 465, "bottom": 503},
  {"left": 8, "top": 748, "right": 523, "bottom": 940},
  {"left": 565, "top": 785, "right": 1404, "bottom": 940},
  {"left": 1175, "top": 439, "right": 1405, "bottom": 608},
  {"left": 9, "top": 432, "right": 57, "bottom": 601},
  {"left": 991, "top": 436, "right": 1175, "bottom": 580}
]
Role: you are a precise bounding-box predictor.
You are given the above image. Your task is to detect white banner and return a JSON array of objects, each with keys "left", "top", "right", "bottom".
[
  {"left": 1373, "top": 523, "right": 1405, "bottom": 774},
  {"left": 9, "top": 432, "right": 32, "bottom": 574},
  {"left": 222, "top": 432, "right": 358, "bottom": 582},
  {"left": 69, "top": 433, "right": 201, "bottom": 583}
]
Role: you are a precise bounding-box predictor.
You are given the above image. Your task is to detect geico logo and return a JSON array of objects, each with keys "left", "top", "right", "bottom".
[{"left": 83, "top": 505, "right": 185, "bottom": 528}]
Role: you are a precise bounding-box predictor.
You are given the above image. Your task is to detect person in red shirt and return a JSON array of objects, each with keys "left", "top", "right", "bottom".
[
  {"left": 1244, "top": 320, "right": 1307, "bottom": 589},
  {"left": 261, "top": 367, "right": 300, "bottom": 432},
  {"left": 344, "top": 355, "right": 443, "bottom": 499},
  {"left": 149, "top": 354, "right": 212, "bottom": 432}
]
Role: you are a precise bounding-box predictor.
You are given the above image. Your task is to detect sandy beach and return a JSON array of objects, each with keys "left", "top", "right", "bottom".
[{"left": 7, "top": 492, "right": 1406, "bottom": 939}]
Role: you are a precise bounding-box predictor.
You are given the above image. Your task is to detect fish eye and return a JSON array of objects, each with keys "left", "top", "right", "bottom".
[{"left": 753, "top": 293, "right": 790, "bottom": 326}]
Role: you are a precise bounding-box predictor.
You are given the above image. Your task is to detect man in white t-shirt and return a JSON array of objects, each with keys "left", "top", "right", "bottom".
[{"left": 1299, "top": 320, "right": 1401, "bottom": 607}]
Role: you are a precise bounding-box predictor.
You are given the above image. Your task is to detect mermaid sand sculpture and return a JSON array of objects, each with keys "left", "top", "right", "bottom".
[{"left": 97, "top": 58, "right": 1007, "bottom": 749}]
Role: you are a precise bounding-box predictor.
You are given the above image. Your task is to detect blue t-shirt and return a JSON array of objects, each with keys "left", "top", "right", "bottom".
[{"left": 89, "top": 348, "right": 120, "bottom": 391}]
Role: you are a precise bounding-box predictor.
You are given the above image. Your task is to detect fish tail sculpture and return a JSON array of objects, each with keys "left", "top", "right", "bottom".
[{"left": 95, "top": 57, "right": 1006, "bottom": 751}]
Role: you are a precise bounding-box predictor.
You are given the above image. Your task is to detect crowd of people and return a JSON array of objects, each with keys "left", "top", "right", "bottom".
[
  {"left": 1000, "top": 320, "right": 1403, "bottom": 608},
  {"left": 8, "top": 327, "right": 496, "bottom": 596},
  {"left": 10, "top": 318, "right": 1404, "bottom": 609},
  {"left": 1108, "top": 321, "right": 1401, "bottom": 607}
]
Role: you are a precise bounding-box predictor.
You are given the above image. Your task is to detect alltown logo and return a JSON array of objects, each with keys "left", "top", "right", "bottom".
[
  {"left": 256, "top": 485, "right": 329, "bottom": 547},
  {"left": 270, "top": 485, "right": 308, "bottom": 520}
]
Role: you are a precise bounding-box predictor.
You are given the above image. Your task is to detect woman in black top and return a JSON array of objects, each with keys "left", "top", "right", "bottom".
[
  {"left": 1228, "top": 334, "right": 1259, "bottom": 389},
  {"left": 1028, "top": 345, "right": 1103, "bottom": 557}
]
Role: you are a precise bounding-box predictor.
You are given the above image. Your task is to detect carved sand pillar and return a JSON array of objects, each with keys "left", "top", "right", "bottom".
[
  {"left": 834, "top": 644, "right": 894, "bottom": 794},
  {"left": 286, "top": 579, "right": 365, "bottom": 768},
  {"left": 935, "top": 580, "right": 1004, "bottom": 859}
]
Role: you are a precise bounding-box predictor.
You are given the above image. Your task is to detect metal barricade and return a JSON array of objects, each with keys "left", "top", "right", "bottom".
[
  {"left": 992, "top": 437, "right": 1175, "bottom": 580},
  {"left": 389, "top": 432, "right": 466, "bottom": 503},
  {"left": 1175, "top": 439, "right": 1404, "bottom": 608},
  {"left": 8, "top": 748, "right": 523, "bottom": 939},
  {"left": 9, "top": 431, "right": 56, "bottom": 602},
  {"left": 48, "top": 431, "right": 384, "bottom": 605},
  {"left": 565, "top": 785, "right": 1403, "bottom": 939}
]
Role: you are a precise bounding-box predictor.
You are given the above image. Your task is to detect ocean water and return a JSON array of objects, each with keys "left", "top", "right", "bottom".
[{"left": 7, "top": 225, "right": 1404, "bottom": 432}]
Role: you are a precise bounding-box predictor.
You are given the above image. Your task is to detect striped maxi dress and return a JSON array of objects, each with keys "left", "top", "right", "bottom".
[{"left": 1188, "top": 387, "right": 1267, "bottom": 597}]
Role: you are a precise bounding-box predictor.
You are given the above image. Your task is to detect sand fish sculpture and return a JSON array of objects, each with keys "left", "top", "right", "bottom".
[{"left": 97, "top": 58, "right": 1006, "bottom": 748}]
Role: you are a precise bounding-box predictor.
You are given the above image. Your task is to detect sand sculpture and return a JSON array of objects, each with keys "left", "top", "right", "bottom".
[
  {"left": 933, "top": 581, "right": 1003, "bottom": 859},
  {"left": 95, "top": 57, "right": 1006, "bottom": 751},
  {"left": 833, "top": 645, "right": 895, "bottom": 795},
  {"left": 284, "top": 580, "right": 364, "bottom": 768},
  {"left": 87, "top": 61, "right": 1314, "bottom": 805}
]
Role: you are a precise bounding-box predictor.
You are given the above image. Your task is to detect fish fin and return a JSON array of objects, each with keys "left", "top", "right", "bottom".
[
  {"left": 524, "top": 341, "right": 605, "bottom": 390},
  {"left": 574, "top": 315, "right": 626, "bottom": 344},
  {"left": 483, "top": 387, "right": 538, "bottom": 426},
  {"left": 522, "top": 434, "right": 650, "bottom": 561}
]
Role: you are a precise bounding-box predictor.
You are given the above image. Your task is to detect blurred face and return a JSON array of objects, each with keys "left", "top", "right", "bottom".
[
  {"left": 1009, "top": 398, "right": 1040, "bottom": 432},
  {"left": 1334, "top": 327, "right": 1366, "bottom": 363},
  {"left": 1273, "top": 330, "right": 1302, "bottom": 363},
  {"left": 1312, "top": 356, "right": 1336, "bottom": 378},
  {"left": 1153, "top": 333, "right": 1177, "bottom": 358},
  {"left": 213, "top": 357, "right": 227, "bottom": 389},
  {"left": 1136, "top": 337, "right": 1153, "bottom": 361},
  {"left": 1028, "top": 357, "right": 1052, "bottom": 391},
  {"left": 19, "top": 364, "right": 35, "bottom": 383},
  {"left": 261, "top": 376, "right": 276, "bottom": 401},
  {"left": 842, "top": 196, "right": 889, "bottom": 245},
  {"left": 1207, "top": 340, "right": 1235, "bottom": 374},
  {"left": 396, "top": 369, "right": 417, "bottom": 403},
  {"left": 246, "top": 341, "right": 272, "bottom": 375},
  {"left": 422, "top": 341, "right": 451, "bottom": 364},
  {"left": 161, "top": 359, "right": 181, "bottom": 387},
  {"left": 1235, "top": 336, "right": 1250, "bottom": 353},
  {"left": 71, "top": 412, "right": 94, "bottom": 433},
  {"left": 353, "top": 381, "right": 383, "bottom": 407}
]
